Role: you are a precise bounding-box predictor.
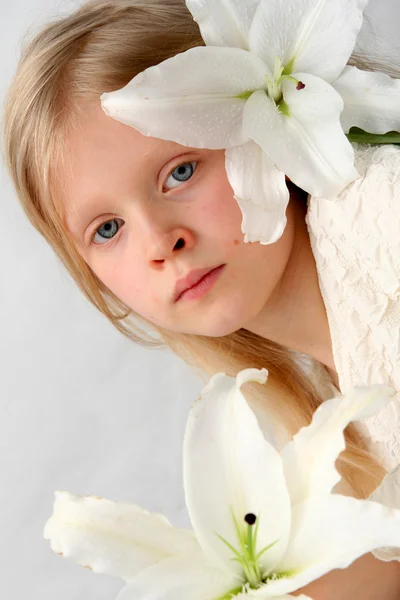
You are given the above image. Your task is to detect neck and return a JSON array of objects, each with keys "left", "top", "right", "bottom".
[{"left": 246, "top": 188, "right": 337, "bottom": 378}]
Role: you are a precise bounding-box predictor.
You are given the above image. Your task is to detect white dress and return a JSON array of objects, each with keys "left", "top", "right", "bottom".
[
  {"left": 306, "top": 144, "right": 400, "bottom": 472},
  {"left": 306, "top": 144, "right": 400, "bottom": 562}
]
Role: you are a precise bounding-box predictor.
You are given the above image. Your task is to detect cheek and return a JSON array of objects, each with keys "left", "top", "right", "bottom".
[
  {"left": 196, "top": 176, "right": 243, "bottom": 234},
  {"left": 90, "top": 257, "right": 146, "bottom": 311},
  {"left": 117, "top": 279, "right": 153, "bottom": 313}
]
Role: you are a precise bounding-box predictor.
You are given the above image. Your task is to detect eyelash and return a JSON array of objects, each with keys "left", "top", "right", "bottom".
[
  {"left": 90, "top": 160, "right": 198, "bottom": 246},
  {"left": 91, "top": 218, "right": 124, "bottom": 246},
  {"left": 163, "top": 160, "right": 198, "bottom": 192}
]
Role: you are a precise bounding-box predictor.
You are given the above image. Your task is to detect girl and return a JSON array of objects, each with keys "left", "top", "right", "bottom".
[{"left": 3, "top": 0, "right": 400, "bottom": 597}]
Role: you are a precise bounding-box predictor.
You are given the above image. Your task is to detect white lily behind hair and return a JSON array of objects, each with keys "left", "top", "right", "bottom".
[
  {"left": 44, "top": 370, "right": 400, "bottom": 600},
  {"left": 101, "top": 0, "right": 400, "bottom": 245}
]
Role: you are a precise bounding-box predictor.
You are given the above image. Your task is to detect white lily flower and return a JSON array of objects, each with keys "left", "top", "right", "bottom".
[
  {"left": 44, "top": 369, "right": 400, "bottom": 600},
  {"left": 101, "top": 0, "right": 400, "bottom": 244}
]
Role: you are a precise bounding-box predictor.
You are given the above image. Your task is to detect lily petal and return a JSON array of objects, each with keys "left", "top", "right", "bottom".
[
  {"left": 225, "top": 141, "right": 289, "bottom": 244},
  {"left": 334, "top": 66, "right": 400, "bottom": 134},
  {"left": 271, "top": 495, "right": 400, "bottom": 595},
  {"left": 116, "top": 554, "right": 242, "bottom": 600},
  {"left": 281, "top": 385, "right": 395, "bottom": 505},
  {"left": 370, "top": 464, "right": 400, "bottom": 509},
  {"left": 101, "top": 46, "right": 267, "bottom": 149},
  {"left": 248, "top": 591, "right": 311, "bottom": 600},
  {"left": 249, "top": 0, "right": 366, "bottom": 82},
  {"left": 184, "top": 369, "right": 291, "bottom": 577},
  {"left": 44, "top": 491, "right": 201, "bottom": 581},
  {"left": 244, "top": 592, "right": 310, "bottom": 600},
  {"left": 370, "top": 464, "right": 400, "bottom": 562},
  {"left": 243, "top": 75, "right": 358, "bottom": 198},
  {"left": 186, "top": 0, "right": 261, "bottom": 50}
]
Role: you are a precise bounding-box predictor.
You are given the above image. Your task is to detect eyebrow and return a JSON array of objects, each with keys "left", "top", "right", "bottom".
[
  {"left": 65, "top": 198, "right": 123, "bottom": 237},
  {"left": 64, "top": 206, "right": 92, "bottom": 236}
]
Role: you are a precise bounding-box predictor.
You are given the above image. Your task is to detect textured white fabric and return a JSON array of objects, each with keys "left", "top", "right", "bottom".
[{"left": 306, "top": 144, "right": 400, "bottom": 471}]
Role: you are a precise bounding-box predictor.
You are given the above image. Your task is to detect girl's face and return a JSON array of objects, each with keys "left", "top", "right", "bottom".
[{"left": 60, "top": 103, "right": 295, "bottom": 337}]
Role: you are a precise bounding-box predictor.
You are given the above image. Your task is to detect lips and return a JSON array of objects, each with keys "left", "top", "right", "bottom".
[{"left": 173, "top": 265, "right": 223, "bottom": 302}]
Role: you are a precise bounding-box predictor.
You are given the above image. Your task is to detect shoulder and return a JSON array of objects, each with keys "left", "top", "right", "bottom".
[
  {"left": 306, "top": 143, "right": 400, "bottom": 252},
  {"left": 350, "top": 143, "right": 400, "bottom": 207},
  {"left": 306, "top": 144, "right": 400, "bottom": 471},
  {"left": 352, "top": 143, "right": 400, "bottom": 179},
  {"left": 306, "top": 144, "right": 400, "bottom": 340},
  {"left": 338, "top": 143, "right": 400, "bottom": 218}
]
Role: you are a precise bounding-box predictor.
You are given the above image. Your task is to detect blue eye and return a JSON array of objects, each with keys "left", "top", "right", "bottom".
[
  {"left": 165, "top": 161, "right": 197, "bottom": 190},
  {"left": 92, "top": 218, "right": 123, "bottom": 245}
]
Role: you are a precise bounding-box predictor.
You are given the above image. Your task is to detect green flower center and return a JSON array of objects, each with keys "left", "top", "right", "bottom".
[
  {"left": 265, "top": 57, "right": 304, "bottom": 116},
  {"left": 235, "top": 56, "right": 305, "bottom": 118},
  {"left": 214, "top": 509, "right": 286, "bottom": 598}
]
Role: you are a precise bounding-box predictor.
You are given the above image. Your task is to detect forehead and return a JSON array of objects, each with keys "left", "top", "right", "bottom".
[{"left": 57, "top": 102, "right": 182, "bottom": 232}]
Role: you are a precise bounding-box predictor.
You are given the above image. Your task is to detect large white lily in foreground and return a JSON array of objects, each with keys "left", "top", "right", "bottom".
[
  {"left": 101, "top": 0, "right": 400, "bottom": 244},
  {"left": 45, "top": 369, "right": 400, "bottom": 599}
]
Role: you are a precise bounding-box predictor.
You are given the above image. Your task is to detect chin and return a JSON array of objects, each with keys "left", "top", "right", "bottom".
[{"left": 186, "top": 303, "right": 260, "bottom": 338}]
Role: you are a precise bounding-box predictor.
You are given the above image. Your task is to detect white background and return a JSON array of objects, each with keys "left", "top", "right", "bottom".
[{"left": 1, "top": 1, "right": 399, "bottom": 599}]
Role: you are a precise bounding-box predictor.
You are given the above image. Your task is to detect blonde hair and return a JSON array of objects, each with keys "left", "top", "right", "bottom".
[{"left": 4, "top": 0, "right": 386, "bottom": 497}]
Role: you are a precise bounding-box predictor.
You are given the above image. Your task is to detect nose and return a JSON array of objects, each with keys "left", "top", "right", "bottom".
[
  {"left": 146, "top": 226, "right": 196, "bottom": 267},
  {"left": 134, "top": 204, "right": 196, "bottom": 267}
]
